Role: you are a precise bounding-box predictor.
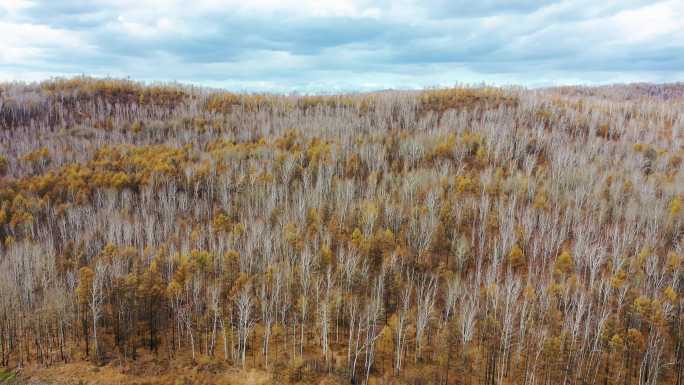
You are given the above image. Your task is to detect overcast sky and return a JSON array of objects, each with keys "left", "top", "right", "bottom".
[{"left": 1, "top": 0, "right": 683, "bottom": 92}]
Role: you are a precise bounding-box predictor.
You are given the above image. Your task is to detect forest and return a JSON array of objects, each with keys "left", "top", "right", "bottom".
[{"left": 0, "top": 78, "right": 683, "bottom": 385}]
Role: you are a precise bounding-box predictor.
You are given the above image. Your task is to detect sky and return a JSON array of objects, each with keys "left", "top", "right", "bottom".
[{"left": 0, "top": 0, "right": 683, "bottom": 92}]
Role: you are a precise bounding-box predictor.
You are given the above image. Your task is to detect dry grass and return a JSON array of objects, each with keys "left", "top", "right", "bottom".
[{"left": 18, "top": 355, "right": 275, "bottom": 385}]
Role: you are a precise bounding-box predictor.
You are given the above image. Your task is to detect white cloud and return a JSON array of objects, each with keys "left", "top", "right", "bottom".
[
  {"left": 613, "top": 0, "right": 683, "bottom": 43},
  {"left": 0, "top": 0, "right": 33, "bottom": 13},
  {"left": 0, "top": 21, "right": 91, "bottom": 63},
  {"left": 0, "top": 0, "right": 682, "bottom": 90}
]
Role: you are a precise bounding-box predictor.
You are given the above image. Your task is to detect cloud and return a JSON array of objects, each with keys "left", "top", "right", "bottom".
[{"left": 0, "top": 0, "right": 682, "bottom": 91}]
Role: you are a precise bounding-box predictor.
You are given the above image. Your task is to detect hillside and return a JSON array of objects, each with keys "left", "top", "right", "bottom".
[{"left": 1, "top": 78, "right": 684, "bottom": 385}]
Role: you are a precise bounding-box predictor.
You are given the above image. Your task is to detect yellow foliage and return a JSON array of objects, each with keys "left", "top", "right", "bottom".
[
  {"left": 43, "top": 77, "right": 186, "bottom": 110},
  {"left": 21, "top": 147, "right": 51, "bottom": 164},
  {"left": 460, "top": 131, "right": 483, "bottom": 156},
  {"left": 232, "top": 223, "right": 245, "bottom": 237},
  {"left": 306, "top": 208, "right": 320, "bottom": 229},
  {"left": 76, "top": 267, "right": 95, "bottom": 305},
  {"left": 533, "top": 189, "right": 549, "bottom": 210},
  {"left": 351, "top": 228, "right": 363, "bottom": 248},
  {"left": 508, "top": 244, "right": 526, "bottom": 268},
  {"left": 283, "top": 223, "right": 301, "bottom": 247},
  {"left": 9, "top": 210, "right": 33, "bottom": 230},
  {"left": 306, "top": 138, "right": 331, "bottom": 165},
  {"left": 455, "top": 175, "right": 476, "bottom": 195},
  {"left": 167, "top": 280, "right": 182, "bottom": 297},
  {"left": 634, "top": 296, "right": 653, "bottom": 318},
  {"left": 475, "top": 146, "right": 487, "bottom": 163},
  {"left": 523, "top": 284, "right": 536, "bottom": 300},
  {"left": 663, "top": 286, "right": 677, "bottom": 303},
  {"left": 431, "top": 134, "right": 456, "bottom": 160},
  {"left": 320, "top": 245, "right": 333, "bottom": 267},
  {"left": 626, "top": 328, "right": 644, "bottom": 349},
  {"left": 419, "top": 87, "right": 518, "bottom": 114},
  {"left": 542, "top": 335, "right": 562, "bottom": 357},
  {"left": 610, "top": 269, "right": 627, "bottom": 289},
  {"left": 131, "top": 121, "right": 143, "bottom": 133},
  {"left": 670, "top": 196, "right": 682, "bottom": 217},
  {"left": 274, "top": 130, "right": 301, "bottom": 152},
  {"left": 0, "top": 155, "right": 7, "bottom": 175},
  {"left": 379, "top": 228, "right": 395, "bottom": 250},
  {"left": 609, "top": 334, "right": 624, "bottom": 351},
  {"left": 212, "top": 212, "right": 233, "bottom": 233},
  {"left": 191, "top": 250, "right": 214, "bottom": 271},
  {"left": 667, "top": 253, "right": 682, "bottom": 272},
  {"left": 555, "top": 250, "right": 574, "bottom": 275}
]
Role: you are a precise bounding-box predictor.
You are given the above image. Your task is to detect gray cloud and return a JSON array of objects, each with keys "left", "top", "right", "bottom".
[{"left": 0, "top": 0, "right": 682, "bottom": 91}]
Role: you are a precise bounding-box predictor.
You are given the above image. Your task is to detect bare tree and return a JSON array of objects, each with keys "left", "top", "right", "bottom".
[
  {"left": 415, "top": 273, "right": 437, "bottom": 362},
  {"left": 90, "top": 262, "right": 108, "bottom": 361},
  {"left": 394, "top": 270, "right": 413, "bottom": 374},
  {"left": 259, "top": 269, "right": 281, "bottom": 368},
  {"left": 236, "top": 284, "right": 256, "bottom": 370}
]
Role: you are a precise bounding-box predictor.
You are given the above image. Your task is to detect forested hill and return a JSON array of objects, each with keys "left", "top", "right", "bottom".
[{"left": 1, "top": 78, "right": 684, "bottom": 385}]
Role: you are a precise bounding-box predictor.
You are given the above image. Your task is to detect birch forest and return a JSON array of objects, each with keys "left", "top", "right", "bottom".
[{"left": 1, "top": 78, "right": 684, "bottom": 385}]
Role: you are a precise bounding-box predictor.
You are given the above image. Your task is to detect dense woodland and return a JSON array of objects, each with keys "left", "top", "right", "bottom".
[{"left": 0, "top": 78, "right": 684, "bottom": 385}]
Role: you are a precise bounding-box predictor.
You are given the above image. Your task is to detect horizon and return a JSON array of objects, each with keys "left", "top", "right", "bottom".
[
  {"left": 3, "top": 75, "right": 684, "bottom": 96},
  {"left": 1, "top": 0, "right": 683, "bottom": 92}
]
